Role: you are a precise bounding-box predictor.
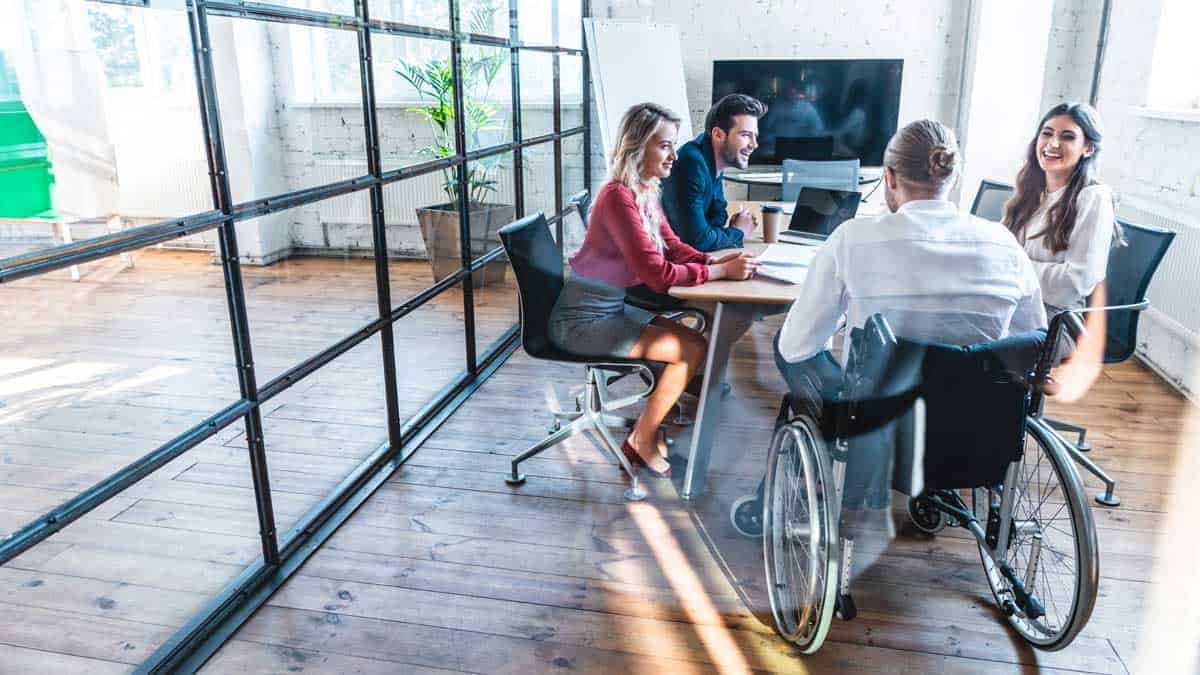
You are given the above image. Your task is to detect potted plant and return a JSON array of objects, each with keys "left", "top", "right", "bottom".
[{"left": 397, "top": 2, "right": 512, "bottom": 288}]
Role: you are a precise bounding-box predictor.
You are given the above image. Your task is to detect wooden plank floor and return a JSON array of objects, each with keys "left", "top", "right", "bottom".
[{"left": 0, "top": 249, "right": 1192, "bottom": 673}]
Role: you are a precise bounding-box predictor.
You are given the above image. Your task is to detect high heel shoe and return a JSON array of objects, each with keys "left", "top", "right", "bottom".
[{"left": 621, "top": 441, "right": 671, "bottom": 479}]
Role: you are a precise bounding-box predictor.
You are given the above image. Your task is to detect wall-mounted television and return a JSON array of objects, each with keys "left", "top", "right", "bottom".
[{"left": 712, "top": 58, "right": 903, "bottom": 166}]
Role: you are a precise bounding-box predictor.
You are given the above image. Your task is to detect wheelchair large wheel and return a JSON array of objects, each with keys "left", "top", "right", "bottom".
[
  {"left": 974, "top": 417, "right": 1099, "bottom": 650},
  {"left": 762, "top": 414, "right": 839, "bottom": 653}
]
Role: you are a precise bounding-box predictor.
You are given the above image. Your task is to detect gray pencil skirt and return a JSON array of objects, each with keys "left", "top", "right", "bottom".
[{"left": 548, "top": 271, "right": 656, "bottom": 358}]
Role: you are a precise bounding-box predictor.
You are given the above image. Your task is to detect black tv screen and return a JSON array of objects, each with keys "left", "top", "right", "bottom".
[{"left": 712, "top": 59, "right": 903, "bottom": 166}]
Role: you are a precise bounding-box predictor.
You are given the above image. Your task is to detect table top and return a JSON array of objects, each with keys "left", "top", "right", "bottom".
[
  {"left": 722, "top": 167, "right": 883, "bottom": 186},
  {"left": 667, "top": 197, "right": 886, "bottom": 304},
  {"left": 668, "top": 239, "right": 809, "bottom": 305}
]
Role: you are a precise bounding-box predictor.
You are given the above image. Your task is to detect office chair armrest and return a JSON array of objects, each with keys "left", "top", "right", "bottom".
[{"left": 663, "top": 308, "right": 708, "bottom": 333}]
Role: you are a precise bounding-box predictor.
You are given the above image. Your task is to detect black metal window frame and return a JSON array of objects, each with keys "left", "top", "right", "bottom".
[{"left": 0, "top": 0, "right": 591, "bottom": 671}]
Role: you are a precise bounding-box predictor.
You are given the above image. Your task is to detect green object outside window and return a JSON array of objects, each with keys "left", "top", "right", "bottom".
[{"left": 0, "top": 49, "right": 55, "bottom": 218}]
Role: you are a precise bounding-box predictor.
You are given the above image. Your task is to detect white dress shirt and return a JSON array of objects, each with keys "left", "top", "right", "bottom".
[
  {"left": 778, "top": 199, "right": 1048, "bottom": 364},
  {"left": 1018, "top": 184, "right": 1116, "bottom": 311}
]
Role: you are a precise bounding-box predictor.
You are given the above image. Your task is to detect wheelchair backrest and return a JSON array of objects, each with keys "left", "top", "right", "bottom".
[{"left": 845, "top": 318, "right": 1046, "bottom": 491}]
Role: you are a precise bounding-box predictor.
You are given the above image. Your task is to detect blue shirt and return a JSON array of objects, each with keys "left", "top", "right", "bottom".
[{"left": 660, "top": 133, "right": 745, "bottom": 252}]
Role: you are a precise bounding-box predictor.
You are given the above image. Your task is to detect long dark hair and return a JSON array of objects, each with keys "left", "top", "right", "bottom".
[{"left": 1003, "top": 102, "right": 1106, "bottom": 253}]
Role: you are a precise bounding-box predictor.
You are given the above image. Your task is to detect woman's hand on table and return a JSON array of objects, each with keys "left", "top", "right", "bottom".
[
  {"left": 707, "top": 251, "right": 760, "bottom": 281},
  {"left": 707, "top": 250, "right": 743, "bottom": 265}
]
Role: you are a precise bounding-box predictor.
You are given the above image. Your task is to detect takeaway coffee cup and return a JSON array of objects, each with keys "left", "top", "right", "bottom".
[{"left": 761, "top": 204, "right": 783, "bottom": 243}]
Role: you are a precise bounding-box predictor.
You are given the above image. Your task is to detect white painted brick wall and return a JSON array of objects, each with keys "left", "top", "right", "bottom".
[
  {"left": 586, "top": 0, "right": 969, "bottom": 194},
  {"left": 1041, "top": 0, "right": 1104, "bottom": 112}
]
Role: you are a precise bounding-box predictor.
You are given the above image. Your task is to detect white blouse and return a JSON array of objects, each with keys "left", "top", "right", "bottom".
[
  {"left": 1019, "top": 184, "right": 1116, "bottom": 311},
  {"left": 778, "top": 200, "right": 1047, "bottom": 364}
]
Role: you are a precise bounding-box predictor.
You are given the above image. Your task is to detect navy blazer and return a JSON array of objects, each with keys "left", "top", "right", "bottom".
[{"left": 661, "top": 133, "right": 745, "bottom": 252}]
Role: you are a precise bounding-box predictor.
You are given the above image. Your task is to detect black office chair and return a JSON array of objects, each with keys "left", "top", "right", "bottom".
[
  {"left": 1046, "top": 218, "right": 1175, "bottom": 506},
  {"left": 498, "top": 212, "right": 666, "bottom": 501},
  {"left": 970, "top": 179, "right": 1014, "bottom": 222},
  {"left": 567, "top": 189, "right": 592, "bottom": 228}
]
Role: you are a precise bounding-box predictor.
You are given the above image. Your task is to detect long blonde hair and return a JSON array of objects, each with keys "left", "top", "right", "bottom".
[{"left": 609, "top": 102, "right": 680, "bottom": 250}]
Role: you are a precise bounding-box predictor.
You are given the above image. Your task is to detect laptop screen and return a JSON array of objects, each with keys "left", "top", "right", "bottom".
[{"left": 788, "top": 187, "right": 862, "bottom": 237}]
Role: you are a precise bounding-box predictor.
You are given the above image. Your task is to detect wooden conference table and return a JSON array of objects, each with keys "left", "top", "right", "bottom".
[{"left": 668, "top": 198, "right": 884, "bottom": 499}]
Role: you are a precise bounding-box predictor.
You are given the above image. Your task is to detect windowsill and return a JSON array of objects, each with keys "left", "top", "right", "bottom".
[
  {"left": 287, "top": 100, "right": 556, "bottom": 109},
  {"left": 1130, "top": 106, "right": 1200, "bottom": 123}
]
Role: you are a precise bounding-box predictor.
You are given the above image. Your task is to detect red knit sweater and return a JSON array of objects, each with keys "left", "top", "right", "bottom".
[{"left": 568, "top": 181, "right": 710, "bottom": 293}]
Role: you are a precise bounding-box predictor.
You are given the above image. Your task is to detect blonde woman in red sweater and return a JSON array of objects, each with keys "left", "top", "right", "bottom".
[{"left": 549, "top": 102, "right": 759, "bottom": 477}]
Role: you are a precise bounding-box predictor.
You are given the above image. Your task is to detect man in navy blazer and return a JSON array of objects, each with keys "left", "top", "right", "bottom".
[{"left": 661, "top": 94, "right": 767, "bottom": 252}]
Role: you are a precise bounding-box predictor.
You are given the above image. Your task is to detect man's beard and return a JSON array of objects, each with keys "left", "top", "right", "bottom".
[{"left": 721, "top": 142, "right": 749, "bottom": 169}]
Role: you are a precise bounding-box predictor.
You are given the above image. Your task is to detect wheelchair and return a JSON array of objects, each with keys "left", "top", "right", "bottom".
[{"left": 731, "top": 313, "right": 1099, "bottom": 654}]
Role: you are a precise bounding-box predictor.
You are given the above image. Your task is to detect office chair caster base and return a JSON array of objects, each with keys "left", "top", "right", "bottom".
[
  {"left": 730, "top": 494, "right": 763, "bottom": 538},
  {"left": 505, "top": 473, "right": 526, "bottom": 485},
  {"left": 1094, "top": 491, "right": 1120, "bottom": 507},
  {"left": 623, "top": 485, "right": 647, "bottom": 501}
]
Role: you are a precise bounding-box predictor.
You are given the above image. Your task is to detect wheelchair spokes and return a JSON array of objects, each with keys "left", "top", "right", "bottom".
[
  {"left": 763, "top": 417, "right": 840, "bottom": 653},
  {"left": 974, "top": 418, "right": 1098, "bottom": 650}
]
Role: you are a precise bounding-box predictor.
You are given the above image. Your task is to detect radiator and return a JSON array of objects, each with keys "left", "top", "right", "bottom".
[
  {"left": 1118, "top": 197, "right": 1200, "bottom": 341},
  {"left": 1117, "top": 197, "right": 1198, "bottom": 396},
  {"left": 118, "top": 158, "right": 213, "bottom": 219},
  {"left": 311, "top": 160, "right": 517, "bottom": 225}
]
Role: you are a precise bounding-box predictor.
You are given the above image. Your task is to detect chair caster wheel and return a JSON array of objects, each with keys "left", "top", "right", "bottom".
[
  {"left": 907, "top": 495, "right": 946, "bottom": 534},
  {"left": 730, "top": 495, "right": 763, "bottom": 538},
  {"left": 1095, "top": 492, "right": 1120, "bottom": 507},
  {"left": 836, "top": 593, "right": 857, "bottom": 620},
  {"left": 505, "top": 473, "right": 526, "bottom": 485}
]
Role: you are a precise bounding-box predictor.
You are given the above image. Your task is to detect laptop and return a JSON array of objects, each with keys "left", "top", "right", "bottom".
[{"left": 778, "top": 187, "right": 862, "bottom": 244}]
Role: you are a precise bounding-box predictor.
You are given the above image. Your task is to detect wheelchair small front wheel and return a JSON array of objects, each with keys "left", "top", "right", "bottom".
[
  {"left": 907, "top": 495, "right": 946, "bottom": 534},
  {"left": 762, "top": 414, "right": 839, "bottom": 654},
  {"left": 730, "top": 494, "right": 763, "bottom": 538}
]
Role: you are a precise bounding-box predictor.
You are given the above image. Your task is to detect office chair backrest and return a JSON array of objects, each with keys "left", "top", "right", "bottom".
[
  {"left": 777, "top": 135, "right": 834, "bottom": 162},
  {"left": 568, "top": 190, "right": 592, "bottom": 227},
  {"left": 498, "top": 213, "right": 565, "bottom": 360},
  {"left": 848, "top": 315, "right": 1045, "bottom": 491},
  {"left": 1102, "top": 218, "right": 1175, "bottom": 363},
  {"left": 781, "top": 158, "right": 859, "bottom": 203},
  {"left": 970, "top": 179, "right": 1013, "bottom": 222}
]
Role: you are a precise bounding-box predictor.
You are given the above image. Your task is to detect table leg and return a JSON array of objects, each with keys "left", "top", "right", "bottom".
[{"left": 681, "top": 301, "right": 755, "bottom": 499}]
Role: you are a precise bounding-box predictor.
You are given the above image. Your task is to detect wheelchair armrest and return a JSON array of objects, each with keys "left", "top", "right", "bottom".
[
  {"left": 863, "top": 313, "right": 898, "bottom": 348},
  {"left": 1073, "top": 299, "right": 1150, "bottom": 315}
]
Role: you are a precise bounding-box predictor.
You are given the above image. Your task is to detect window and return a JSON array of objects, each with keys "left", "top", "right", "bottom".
[
  {"left": 1147, "top": 0, "right": 1200, "bottom": 109},
  {"left": 86, "top": 3, "right": 193, "bottom": 97}
]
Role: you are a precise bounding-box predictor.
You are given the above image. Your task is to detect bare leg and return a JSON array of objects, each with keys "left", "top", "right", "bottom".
[{"left": 623, "top": 317, "right": 707, "bottom": 473}]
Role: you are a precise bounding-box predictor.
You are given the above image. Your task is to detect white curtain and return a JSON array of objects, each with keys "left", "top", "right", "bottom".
[{"left": 7, "top": 0, "right": 118, "bottom": 218}]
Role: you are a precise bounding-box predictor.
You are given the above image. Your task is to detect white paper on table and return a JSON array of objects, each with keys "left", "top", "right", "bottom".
[{"left": 754, "top": 243, "right": 818, "bottom": 284}]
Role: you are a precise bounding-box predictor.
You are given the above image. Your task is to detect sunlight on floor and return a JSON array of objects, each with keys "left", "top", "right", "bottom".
[{"left": 628, "top": 501, "right": 792, "bottom": 675}]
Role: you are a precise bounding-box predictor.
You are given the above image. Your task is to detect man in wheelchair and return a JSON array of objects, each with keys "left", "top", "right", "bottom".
[{"left": 735, "top": 120, "right": 1099, "bottom": 654}]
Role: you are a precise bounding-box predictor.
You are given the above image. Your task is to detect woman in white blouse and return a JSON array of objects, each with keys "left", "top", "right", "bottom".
[
  {"left": 1003, "top": 103, "right": 1120, "bottom": 314},
  {"left": 1003, "top": 102, "right": 1120, "bottom": 400}
]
